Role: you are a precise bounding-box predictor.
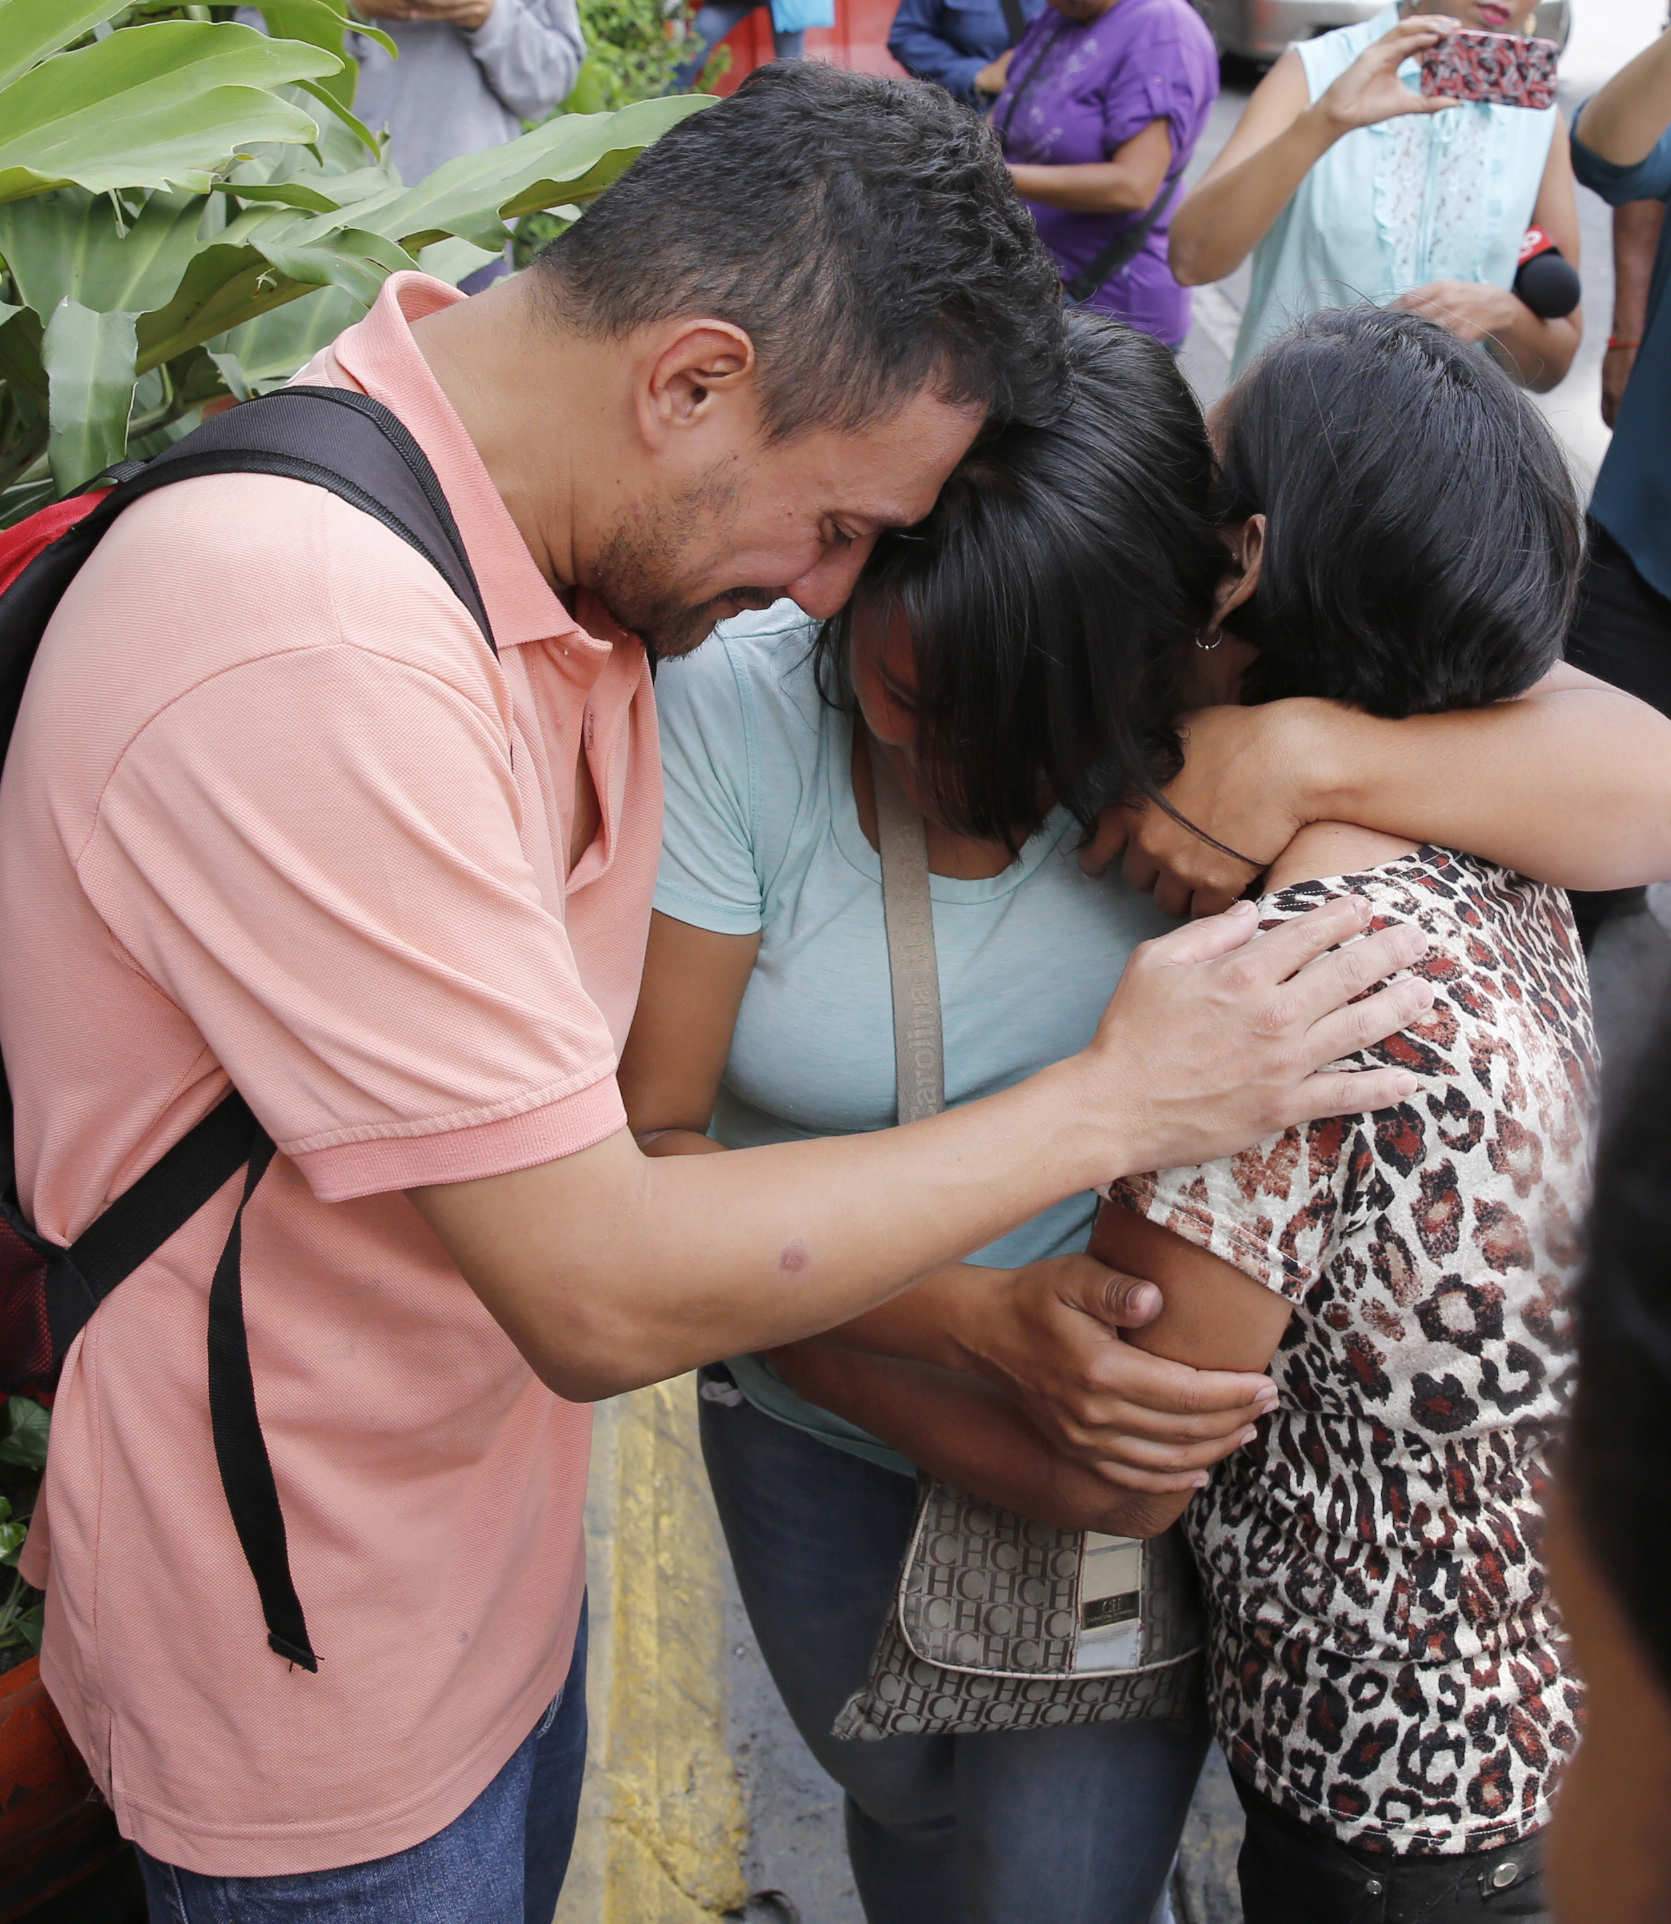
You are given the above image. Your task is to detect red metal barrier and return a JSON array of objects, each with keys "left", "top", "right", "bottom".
[{"left": 706, "top": 0, "right": 909, "bottom": 92}]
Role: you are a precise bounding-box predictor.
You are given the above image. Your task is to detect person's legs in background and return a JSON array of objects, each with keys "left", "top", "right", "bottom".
[
  {"left": 136, "top": 1609, "right": 589, "bottom": 1923},
  {"left": 700, "top": 1379, "right": 1205, "bottom": 1924},
  {"left": 1565, "top": 519, "right": 1671, "bottom": 948},
  {"left": 670, "top": 2, "right": 803, "bottom": 90}
]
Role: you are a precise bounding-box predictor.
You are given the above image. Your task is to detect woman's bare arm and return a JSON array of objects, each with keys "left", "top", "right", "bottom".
[
  {"left": 770, "top": 1342, "right": 1200, "bottom": 1533},
  {"left": 1079, "top": 664, "right": 1671, "bottom": 918},
  {"left": 1169, "top": 16, "right": 1456, "bottom": 287},
  {"left": 1007, "top": 118, "right": 1171, "bottom": 217}
]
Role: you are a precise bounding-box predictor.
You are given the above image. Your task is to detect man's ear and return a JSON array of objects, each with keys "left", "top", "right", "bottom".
[
  {"left": 1209, "top": 513, "right": 1266, "bottom": 632},
  {"left": 639, "top": 320, "right": 757, "bottom": 447}
]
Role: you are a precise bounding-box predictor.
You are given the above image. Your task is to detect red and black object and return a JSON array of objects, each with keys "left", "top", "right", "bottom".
[{"left": 1514, "top": 227, "right": 1581, "bottom": 320}]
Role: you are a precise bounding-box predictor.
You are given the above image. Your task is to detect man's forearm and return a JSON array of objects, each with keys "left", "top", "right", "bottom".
[
  {"left": 418, "top": 1056, "right": 1124, "bottom": 1401},
  {"left": 1576, "top": 30, "right": 1671, "bottom": 168},
  {"left": 1302, "top": 674, "right": 1671, "bottom": 889},
  {"left": 414, "top": 901, "right": 1428, "bottom": 1403}
]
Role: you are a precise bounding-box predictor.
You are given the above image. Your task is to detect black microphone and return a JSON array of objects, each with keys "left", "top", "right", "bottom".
[{"left": 1514, "top": 227, "right": 1582, "bottom": 320}]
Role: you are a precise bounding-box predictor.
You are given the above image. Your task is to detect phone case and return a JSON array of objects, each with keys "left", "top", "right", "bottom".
[{"left": 1419, "top": 30, "right": 1558, "bottom": 110}]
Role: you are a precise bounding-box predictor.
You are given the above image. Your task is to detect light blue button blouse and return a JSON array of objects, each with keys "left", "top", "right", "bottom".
[
  {"left": 1234, "top": 5, "right": 1557, "bottom": 373},
  {"left": 653, "top": 606, "right": 1178, "bottom": 1474}
]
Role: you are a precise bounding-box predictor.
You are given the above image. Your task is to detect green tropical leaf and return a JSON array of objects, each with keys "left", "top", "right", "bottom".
[
  {"left": 0, "top": 22, "right": 338, "bottom": 204},
  {"left": 0, "top": 0, "right": 133, "bottom": 93},
  {"left": 0, "top": 187, "right": 207, "bottom": 321},
  {"left": 214, "top": 177, "right": 342, "bottom": 215},
  {"left": 294, "top": 78, "right": 382, "bottom": 161},
  {"left": 255, "top": 226, "right": 418, "bottom": 306},
  {"left": 134, "top": 238, "right": 318, "bottom": 371},
  {"left": 0, "top": 1397, "right": 50, "bottom": 1473},
  {"left": 0, "top": 1518, "right": 24, "bottom": 1567},
  {"left": 214, "top": 281, "right": 366, "bottom": 388},
  {"left": 0, "top": 303, "right": 46, "bottom": 412},
  {"left": 42, "top": 298, "right": 138, "bottom": 491},
  {"left": 17, "top": 1602, "right": 43, "bottom": 1652},
  {"left": 334, "top": 94, "right": 713, "bottom": 251},
  {"left": 255, "top": 1, "right": 395, "bottom": 74}
]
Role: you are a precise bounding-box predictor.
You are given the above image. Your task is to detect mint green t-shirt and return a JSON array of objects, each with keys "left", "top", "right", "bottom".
[{"left": 654, "top": 606, "right": 1177, "bottom": 1474}]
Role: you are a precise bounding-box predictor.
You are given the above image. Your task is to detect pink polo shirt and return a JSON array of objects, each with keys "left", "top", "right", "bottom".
[{"left": 0, "top": 274, "right": 660, "bottom": 1874}]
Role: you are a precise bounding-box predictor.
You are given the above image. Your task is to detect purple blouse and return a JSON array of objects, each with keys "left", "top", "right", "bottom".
[{"left": 993, "top": 0, "right": 1217, "bottom": 346}]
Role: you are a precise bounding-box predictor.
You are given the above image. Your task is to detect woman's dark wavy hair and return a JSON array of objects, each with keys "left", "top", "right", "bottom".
[
  {"left": 811, "top": 311, "right": 1226, "bottom": 850},
  {"left": 1217, "top": 304, "right": 1583, "bottom": 716},
  {"left": 1567, "top": 992, "right": 1671, "bottom": 1695}
]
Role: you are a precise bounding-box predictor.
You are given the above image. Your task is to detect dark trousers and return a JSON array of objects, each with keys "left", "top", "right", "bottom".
[
  {"left": 1565, "top": 519, "right": 1671, "bottom": 946},
  {"left": 1234, "top": 1773, "right": 1549, "bottom": 1924}
]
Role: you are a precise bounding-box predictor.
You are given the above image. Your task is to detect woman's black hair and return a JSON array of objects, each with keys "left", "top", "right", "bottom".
[
  {"left": 1217, "top": 305, "right": 1583, "bottom": 717},
  {"left": 1567, "top": 991, "right": 1671, "bottom": 1695},
  {"left": 811, "top": 311, "right": 1227, "bottom": 850}
]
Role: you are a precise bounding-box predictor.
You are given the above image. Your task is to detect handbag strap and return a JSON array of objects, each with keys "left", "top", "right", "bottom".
[
  {"left": 870, "top": 737, "right": 946, "bottom": 1126},
  {"left": 999, "top": 0, "right": 1027, "bottom": 43},
  {"left": 1061, "top": 171, "right": 1181, "bottom": 305}
]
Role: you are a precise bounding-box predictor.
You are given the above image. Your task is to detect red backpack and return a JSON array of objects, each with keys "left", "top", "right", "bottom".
[{"left": 0, "top": 389, "right": 496, "bottom": 1671}]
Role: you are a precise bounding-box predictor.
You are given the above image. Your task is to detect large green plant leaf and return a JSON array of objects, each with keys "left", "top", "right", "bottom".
[
  {"left": 0, "top": 187, "right": 207, "bottom": 321},
  {"left": 0, "top": 22, "right": 338, "bottom": 204},
  {"left": 42, "top": 298, "right": 138, "bottom": 492},
  {"left": 254, "top": 2, "right": 395, "bottom": 108},
  {"left": 335, "top": 94, "right": 714, "bottom": 251},
  {"left": 0, "top": 0, "right": 132, "bottom": 92}
]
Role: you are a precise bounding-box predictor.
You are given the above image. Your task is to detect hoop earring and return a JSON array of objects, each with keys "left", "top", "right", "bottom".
[{"left": 1196, "top": 629, "right": 1223, "bottom": 651}]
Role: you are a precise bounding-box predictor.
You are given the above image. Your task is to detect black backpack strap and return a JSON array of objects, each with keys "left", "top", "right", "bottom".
[
  {"left": 53, "top": 1093, "right": 264, "bottom": 1349},
  {"left": 0, "top": 385, "right": 496, "bottom": 761},
  {"left": 1061, "top": 172, "right": 1181, "bottom": 306},
  {"left": 999, "top": 0, "right": 1026, "bottom": 44},
  {"left": 4, "top": 386, "right": 504, "bottom": 1674},
  {"left": 204, "top": 1130, "right": 316, "bottom": 1668}
]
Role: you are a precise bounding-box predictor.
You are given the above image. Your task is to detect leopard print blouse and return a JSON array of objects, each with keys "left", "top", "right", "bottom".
[{"left": 1111, "top": 848, "right": 1595, "bottom": 1857}]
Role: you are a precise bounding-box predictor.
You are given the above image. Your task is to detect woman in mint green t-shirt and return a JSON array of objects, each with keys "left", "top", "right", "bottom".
[{"left": 617, "top": 312, "right": 1671, "bottom": 1924}]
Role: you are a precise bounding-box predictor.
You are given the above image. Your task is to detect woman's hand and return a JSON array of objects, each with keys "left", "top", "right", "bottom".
[
  {"left": 1394, "top": 278, "right": 1522, "bottom": 344},
  {"left": 951, "top": 1254, "right": 1277, "bottom": 1491},
  {"left": 975, "top": 48, "right": 1014, "bottom": 96},
  {"left": 1078, "top": 702, "right": 1323, "bottom": 917},
  {"left": 1313, "top": 14, "right": 1460, "bottom": 136},
  {"left": 771, "top": 1341, "right": 1210, "bottom": 1535}
]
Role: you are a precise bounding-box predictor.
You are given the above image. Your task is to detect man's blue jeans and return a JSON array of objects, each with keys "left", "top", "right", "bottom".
[
  {"left": 137, "top": 1600, "right": 588, "bottom": 1924},
  {"left": 700, "top": 1387, "right": 1211, "bottom": 1924}
]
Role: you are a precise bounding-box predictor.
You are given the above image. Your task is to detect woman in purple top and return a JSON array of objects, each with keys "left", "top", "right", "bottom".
[{"left": 992, "top": 0, "right": 1218, "bottom": 345}]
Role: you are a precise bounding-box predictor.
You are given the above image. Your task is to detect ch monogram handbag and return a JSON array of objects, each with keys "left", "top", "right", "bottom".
[{"left": 832, "top": 742, "right": 1206, "bottom": 1742}]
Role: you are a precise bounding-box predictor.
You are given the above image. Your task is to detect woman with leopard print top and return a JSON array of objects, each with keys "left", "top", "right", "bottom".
[{"left": 1092, "top": 305, "right": 1592, "bottom": 1922}]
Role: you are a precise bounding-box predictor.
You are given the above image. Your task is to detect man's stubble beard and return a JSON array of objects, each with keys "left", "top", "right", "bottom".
[{"left": 592, "top": 463, "right": 779, "bottom": 658}]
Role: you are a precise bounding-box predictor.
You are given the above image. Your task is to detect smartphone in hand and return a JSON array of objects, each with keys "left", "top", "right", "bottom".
[{"left": 1419, "top": 29, "right": 1558, "bottom": 110}]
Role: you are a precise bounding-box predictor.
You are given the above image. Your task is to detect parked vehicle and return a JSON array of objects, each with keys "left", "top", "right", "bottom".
[{"left": 1197, "top": 0, "right": 1570, "bottom": 67}]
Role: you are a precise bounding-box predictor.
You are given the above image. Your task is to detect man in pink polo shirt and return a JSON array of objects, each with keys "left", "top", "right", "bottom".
[{"left": 0, "top": 64, "right": 1430, "bottom": 1922}]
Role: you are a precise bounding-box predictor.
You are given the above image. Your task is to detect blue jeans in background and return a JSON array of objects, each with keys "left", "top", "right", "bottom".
[
  {"left": 137, "top": 1599, "right": 588, "bottom": 1924},
  {"left": 699, "top": 1387, "right": 1211, "bottom": 1924},
  {"left": 672, "top": 3, "right": 805, "bottom": 90}
]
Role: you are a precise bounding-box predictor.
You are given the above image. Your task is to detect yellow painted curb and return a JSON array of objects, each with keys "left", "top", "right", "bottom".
[{"left": 554, "top": 1378, "right": 749, "bottom": 1924}]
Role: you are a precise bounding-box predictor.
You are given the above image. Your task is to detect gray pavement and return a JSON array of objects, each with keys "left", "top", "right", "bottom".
[{"left": 720, "top": 19, "right": 1671, "bottom": 1917}]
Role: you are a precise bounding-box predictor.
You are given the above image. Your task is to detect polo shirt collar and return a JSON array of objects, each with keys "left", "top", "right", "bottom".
[{"left": 330, "top": 273, "right": 622, "bottom": 671}]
